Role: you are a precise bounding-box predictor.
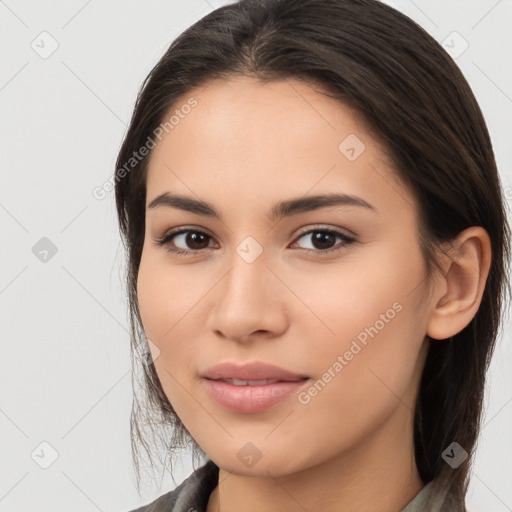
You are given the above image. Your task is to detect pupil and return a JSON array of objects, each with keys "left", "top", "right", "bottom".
[
  {"left": 313, "top": 232, "right": 334, "bottom": 250},
  {"left": 187, "top": 232, "right": 208, "bottom": 249}
]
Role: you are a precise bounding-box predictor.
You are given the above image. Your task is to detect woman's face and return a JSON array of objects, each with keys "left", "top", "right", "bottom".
[{"left": 137, "top": 76, "right": 435, "bottom": 476}]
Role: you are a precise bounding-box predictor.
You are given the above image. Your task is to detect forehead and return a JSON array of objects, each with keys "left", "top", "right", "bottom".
[{"left": 145, "top": 76, "right": 414, "bottom": 220}]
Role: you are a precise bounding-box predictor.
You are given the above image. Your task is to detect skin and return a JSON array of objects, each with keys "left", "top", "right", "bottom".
[{"left": 136, "top": 76, "right": 491, "bottom": 512}]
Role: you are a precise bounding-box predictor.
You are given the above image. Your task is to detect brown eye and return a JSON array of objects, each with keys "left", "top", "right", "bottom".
[
  {"left": 308, "top": 231, "right": 337, "bottom": 250},
  {"left": 292, "top": 228, "right": 356, "bottom": 255},
  {"left": 155, "top": 229, "right": 214, "bottom": 255},
  {"left": 179, "top": 231, "right": 211, "bottom": 250}
]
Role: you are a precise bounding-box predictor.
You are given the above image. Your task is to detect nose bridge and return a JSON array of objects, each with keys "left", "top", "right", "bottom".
[
  {"left": 207, "top": 238, "right": 287, "bottom": 340},
  {"left": 221, "top": 242, "right": 270, "bottom": 307}
]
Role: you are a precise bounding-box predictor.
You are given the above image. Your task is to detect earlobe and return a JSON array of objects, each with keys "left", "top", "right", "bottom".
[{"left": 426, "top": 227, "right": 492, "bottom": 341}]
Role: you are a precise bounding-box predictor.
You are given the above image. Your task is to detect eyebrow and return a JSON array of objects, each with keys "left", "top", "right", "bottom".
[{"left": 147, "top": 191, "right": 376, "bottom": 221}]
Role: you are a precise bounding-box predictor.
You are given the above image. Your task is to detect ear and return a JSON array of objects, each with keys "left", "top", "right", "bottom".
[{"left": 426, "top": 226, "right": 492, "bottom": 341}]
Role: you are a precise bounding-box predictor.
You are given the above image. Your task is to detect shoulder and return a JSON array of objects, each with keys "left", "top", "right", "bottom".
[
  {"left": 128, "top": 459, "right": 219, "bottom": 512},
  {"left": 401, "top": 477, "right": 467, "bottom": 512}
]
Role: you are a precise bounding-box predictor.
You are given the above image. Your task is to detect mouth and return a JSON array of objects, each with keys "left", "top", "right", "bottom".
[
  {"left": 201, "top": 361, "right": 310, "bottom": 413},
  {"left": 203, "top": 378, "right": 309, "bottom": 413}
]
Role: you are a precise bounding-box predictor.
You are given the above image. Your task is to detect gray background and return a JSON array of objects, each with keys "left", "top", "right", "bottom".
[{"left": 0, "top": 0, "right": 511, "bottom": 511}]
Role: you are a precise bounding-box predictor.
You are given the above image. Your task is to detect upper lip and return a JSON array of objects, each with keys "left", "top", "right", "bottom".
[{"left": 202, "top": 361, "right": 308, "bottom": 381}]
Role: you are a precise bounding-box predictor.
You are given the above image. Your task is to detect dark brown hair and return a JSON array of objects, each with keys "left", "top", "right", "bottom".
[{"left": 114, "top": 0, "right": 511, "bottom": 507}]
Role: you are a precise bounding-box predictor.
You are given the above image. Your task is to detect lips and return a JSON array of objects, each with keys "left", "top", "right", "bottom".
[{"left": 201, "top": 361, "right": 309, "bottom": 413}]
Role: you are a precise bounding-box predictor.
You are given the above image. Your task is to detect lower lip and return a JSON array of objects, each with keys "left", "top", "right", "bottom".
[{"left": 203, "top": 378, "right": 309, "bottom": 413}]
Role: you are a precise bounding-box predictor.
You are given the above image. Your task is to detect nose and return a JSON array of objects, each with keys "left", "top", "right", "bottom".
[{"left": 205, "top": 249, "right": 289, "bottom": 344}]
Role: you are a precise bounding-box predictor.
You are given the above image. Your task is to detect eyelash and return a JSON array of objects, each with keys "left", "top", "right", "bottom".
[{"left": 154, "top": 225, "right": 356, "bottom": 257}]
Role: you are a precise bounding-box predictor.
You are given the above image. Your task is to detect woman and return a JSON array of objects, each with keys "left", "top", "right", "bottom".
[{"left": 115, "top": 0, "right": 511, "bottom": 510}]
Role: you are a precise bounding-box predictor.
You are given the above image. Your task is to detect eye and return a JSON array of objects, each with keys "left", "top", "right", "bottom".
[
  {"left": 154, "top": 228, "right": 215, "bottom": 255},
  {"left": 291, "top": 227, "right": 356, "bottom": 255}
]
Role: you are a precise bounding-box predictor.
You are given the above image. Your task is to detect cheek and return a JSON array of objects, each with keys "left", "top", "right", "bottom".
[
  {"left": 291, "top": 247, "right": 425, "bottom": 413},
  {"left": 285, "top": 295, "right": 423, "bottom": 470},
  {"left": 136, "top": 259, "right": 167, "bottom": 341},
  {"left": 136, "top": 252, "right": 202, "bottom": 341},
  {"left": 290, "top": 247, "right": 419, "bottom": 352},
  {"left": 136, "top": 256, "right": 197, "bottom": 410},
  {"left": 136, "top": 252, "right": 211, "bottom": 383}
]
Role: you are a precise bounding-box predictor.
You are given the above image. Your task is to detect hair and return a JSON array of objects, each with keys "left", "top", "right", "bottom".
[{"left": 114, "top": 0, "right": 511, "bottom": 508}]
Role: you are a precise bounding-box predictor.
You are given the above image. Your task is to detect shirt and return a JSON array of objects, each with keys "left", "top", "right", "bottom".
[{"left": 129, "top": 459, "right": 464, "bottom": 512}]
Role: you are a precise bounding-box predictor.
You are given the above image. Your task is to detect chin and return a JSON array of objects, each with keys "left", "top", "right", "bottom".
[{"left": 208, "top": 448, "right": 309, "bottom": 478}]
